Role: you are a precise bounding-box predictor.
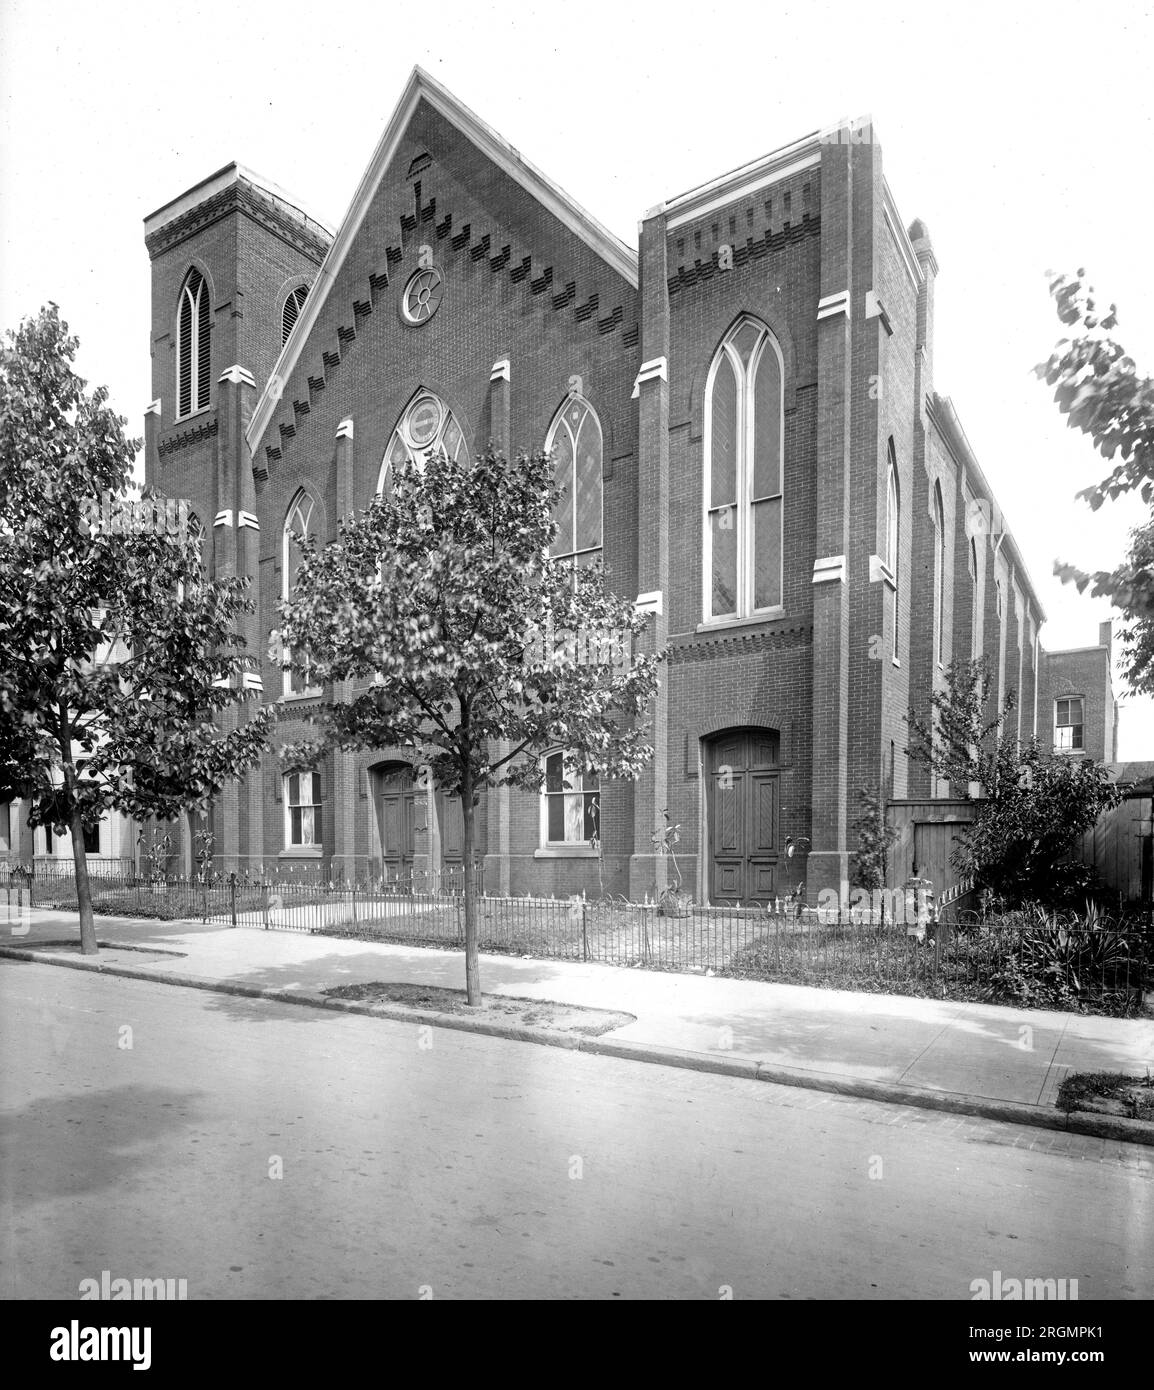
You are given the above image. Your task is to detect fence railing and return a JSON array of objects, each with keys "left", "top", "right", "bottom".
[{"left": 7, "top": 864, "right": 1150, "bottom": 1013}]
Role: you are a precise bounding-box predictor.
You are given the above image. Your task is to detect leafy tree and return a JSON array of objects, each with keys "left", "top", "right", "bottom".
[
  {"left": 279, "top": 441, "right": 661, "bottom": 1004},
  {"left": 904, "top": 656, "right": 1015, "bottom": 797},
  {"left": 0, "top": 306, "right": 272, "bottom": 954},
  {"left": 849, "top": 784, "right": 900, "bottom": 904},
  {"left": 952, "top": 744, "right": 1121, "bottom": 908},
  {"left": 1035, "top": 270, "right": 1154, "bottom": 689},
  {"left": 905, "top": 657, "right": 1121, "bottom": 907}
]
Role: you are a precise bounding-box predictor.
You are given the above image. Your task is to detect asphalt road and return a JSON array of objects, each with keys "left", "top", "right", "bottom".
[{"left": 2, "top": 960, "right": 1151, "bottom": 1300}]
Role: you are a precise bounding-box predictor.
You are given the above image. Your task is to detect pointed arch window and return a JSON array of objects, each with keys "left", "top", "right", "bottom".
[
  {"left": 969, "top": 535, "right": 980, "bottom": 658},
  {"left": 283, "top": 491, "right": 319, "bottom": 696},
  {"left": 932, "top": 480, "right": 946, "bottom": 667},
  {"left": 282, "top": 284, "right": 309, "bottom": 346},
  {"left": 546, "top": 395, "right": 603, "bottom": 572},
  {"left": 377, "top": 392, "right": 468, "bottom": 496},
  {"left": 176, "top": 267, "right": 211, "bottom": 419},
  {"left": 886, "top": 443, "right": 900, "bottom": 660},
  {"left": 704, "top": 317, "right": 784, "bottom": 620}
]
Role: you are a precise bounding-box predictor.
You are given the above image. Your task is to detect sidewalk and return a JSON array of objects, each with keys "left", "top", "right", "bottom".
[{"left": 4, "top": 907, "right": 1153, "bottom": 1143}]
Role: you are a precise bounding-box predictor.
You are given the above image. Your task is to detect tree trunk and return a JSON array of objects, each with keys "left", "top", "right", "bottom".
[
  {"left": 461, "top": 763, "right": 481, "bottom": 1006},
  {"left": 70, "top": 806, "right": 98, "bottom": 956}
]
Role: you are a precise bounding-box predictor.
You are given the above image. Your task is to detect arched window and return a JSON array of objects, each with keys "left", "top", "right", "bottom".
[
  {"left": 377, "top": 391, "right": 468, "bottom": 495},
  {"left": 283, "top": 491, "right": 318, "bottom": 696},
  {"left": 546, "top": 395, "right": 603, "bottom": 571},
  {"left": 281, "top": 284, "right": 309, "bottom": 346},
  {"left": 176, "top": 267, "right": 211, "bottom": 419},
  {"left": 704, "top": 317, "right": 783, "bottom": 620},
  {"left": 540, "top": 749, "right": 600, "bottom": 848},
  {"left": 932, "top": 480, "right": 945, "bottom": 667},
  {"left": 969, "top": 535, "right": 980, "bottom": 658},
  {"left": 886, "top": 443, "right": 900, "bottom": 660}
]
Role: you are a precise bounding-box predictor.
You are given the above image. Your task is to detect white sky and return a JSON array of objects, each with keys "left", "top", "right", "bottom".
[{"left": 3, "top": 0, "right": 1152, "bottom": 755}]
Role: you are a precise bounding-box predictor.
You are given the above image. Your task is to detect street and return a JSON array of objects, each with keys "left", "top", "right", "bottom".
[{"left": 1, "top": 960, "right": 1151, "bottom": 1300}]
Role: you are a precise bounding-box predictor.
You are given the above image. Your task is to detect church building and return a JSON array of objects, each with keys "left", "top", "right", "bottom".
[{"left": 124, "top": 67, "right": 1099, "bottom": 905}]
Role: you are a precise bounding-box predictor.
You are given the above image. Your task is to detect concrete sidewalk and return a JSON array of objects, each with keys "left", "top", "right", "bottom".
[{"left": 4, "top": 906, "right": 1153, "bottom": 1143}]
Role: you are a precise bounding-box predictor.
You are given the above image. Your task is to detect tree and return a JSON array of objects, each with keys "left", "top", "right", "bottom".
[
  {"left": 904, "top": 656, "right": 1015, "bottom": 798},
  {"left": 0, "top": 306, "right": 272, "bottom": 954},
  {"left": 1035, "top": 269, "right": 1154, "bottom": 690},
  {"left": 849, "top": 784, "right": 900, "bottom": 911},
  {"left": 279, "top": 441, "right": 661, "bottom": 1005},
  {"left": 952, "top": 743, "right": 1121, "bottom": 908},
  {"left": 905, "top": 657, "right": 1121, "bottom": 907}
]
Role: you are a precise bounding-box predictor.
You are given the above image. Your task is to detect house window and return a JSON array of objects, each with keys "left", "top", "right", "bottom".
[
  {"left": 82, "top": 821, "right": 101, "bottom": 855},
  {"left": 541, "top": 751, "right": 600, "bottom": 846},
  {"left": 969, "top": 536, "right": 980, "bottom": 658},
  {"left": 285, "top": 772, "right": 322, "bottom": 847},
  {"left": 176, "top": 267, "right": 211, "bottom": 419},
  {"left": 281, "top": 284, "right": 309, "bottom": 346},
  {"left": 886, "top": 443, "right": 899, "bottom": 659},
  {"left": 0, "top": 802, "right": 10, "bottom": 854},
  {"left": 1055, "top": 697, "right": 1085, "bottom": 752},
  {"left": 282, "top": 491, "right": 320, "bottom": 696},
  {"left": 704, "top": 316, "right": 784, "bottom": 620},
  {"left": 377, "top": 392, "right": 468, "bottom": 494},
  {"left": 932, "top": 480, "right": 945, "bottom": 666},
  {"left": 546, "top": 395, "right": 603, "bottom": 573}
]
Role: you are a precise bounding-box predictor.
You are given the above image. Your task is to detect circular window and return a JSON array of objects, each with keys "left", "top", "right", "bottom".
[
  {"left": 401, "top": 266, "right": 444, "bottom": 325},
  {"left": 406, "top": 395, "right": 442, "bottom": 448}
]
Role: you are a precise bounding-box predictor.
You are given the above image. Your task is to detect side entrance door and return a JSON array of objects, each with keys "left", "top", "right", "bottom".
[
  {"left": 377, "top": 766, "right": 416, "bottom": 880},
  {"left": 707, "top": 730, "right": 779, "bottom": 905}
]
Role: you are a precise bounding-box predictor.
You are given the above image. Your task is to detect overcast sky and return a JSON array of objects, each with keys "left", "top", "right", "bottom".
[{"left": 2, "top": 0, "right": 1151, "bottom": 754}]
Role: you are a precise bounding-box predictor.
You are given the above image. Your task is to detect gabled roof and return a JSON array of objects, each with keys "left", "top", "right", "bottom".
[{"left": 247, "top": 67, "right": 638, "bottom": 454}]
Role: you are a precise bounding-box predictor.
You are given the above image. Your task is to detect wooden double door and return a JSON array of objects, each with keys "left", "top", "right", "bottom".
[
  {"left": 375, "top": 764, "right": 464, "bottom": 878},
  {"left": 706, "top": 730, "right": 779, "bottom": 905}
]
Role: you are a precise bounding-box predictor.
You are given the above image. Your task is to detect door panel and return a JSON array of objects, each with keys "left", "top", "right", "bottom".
[
  {"left": 707, "top": 731, "right": 779, "bottom": 904},
  {"left": 377, "top": 766, "right": 415, "bottom": 878}
]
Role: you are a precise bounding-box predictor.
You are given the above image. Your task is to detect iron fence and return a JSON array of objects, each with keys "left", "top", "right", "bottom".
[{"left": 5, "top": 861, "right": 1150, "bottom": 1013}]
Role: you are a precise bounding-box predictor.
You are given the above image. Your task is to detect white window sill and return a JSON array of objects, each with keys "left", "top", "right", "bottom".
[
  {"left": 172, "top": 405, "right": 213, "bottom": 427},
  {"left": 891, "top": 656, "right": 901, "bottom": 668},
  {"left": 696, "top": 608, "right": 785, "bottom": 634},
  {"left": 279, "top": 691, "right": 324, "bottom": 704},
  {"left": 534, "top": 846, "right": 599, "bottom": 859},
  {"left": 279, "top": 847, "right": 323, "bottom": 858}
]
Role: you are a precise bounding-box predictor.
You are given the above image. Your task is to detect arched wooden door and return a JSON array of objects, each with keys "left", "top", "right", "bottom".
[
  {"left": 374, "top": 764, "right": 416, "bottom": 879},
  {"left": 706, "top": 729, "right": 780, "bottom": 904}
]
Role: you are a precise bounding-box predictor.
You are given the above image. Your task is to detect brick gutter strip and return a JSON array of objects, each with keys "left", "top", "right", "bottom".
[{"left": 3, "top": 945, "right": 1152, "bottom": 1148}]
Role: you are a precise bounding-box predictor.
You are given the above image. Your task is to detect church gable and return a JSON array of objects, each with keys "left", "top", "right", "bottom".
[{"left": 250, "top": 70, "right": 638, "bottom": 476}]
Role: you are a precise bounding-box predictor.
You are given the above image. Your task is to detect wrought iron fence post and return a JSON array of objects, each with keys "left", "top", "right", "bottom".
[
  {"left": 229, "top": 872, "right": 237, "bottom": 928},
  {"left": 582, "top": 899, "right": 588, "bottom": 962}
]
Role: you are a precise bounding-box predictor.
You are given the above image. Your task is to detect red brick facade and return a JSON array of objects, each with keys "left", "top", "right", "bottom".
[{"left": 140, "top": 72, "right": 1099, "bottom": 902}]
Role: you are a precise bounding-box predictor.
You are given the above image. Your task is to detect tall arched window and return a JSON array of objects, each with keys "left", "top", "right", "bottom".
[
  {"left": 176, "top": 267, "right": 211, "bottom": 419},
  {"left": 703, "top": 316, "right": 783, "bottom": 620},
  {"left": 283, "top": 491, "right": 318, "bottom": 696},
  {"left": 886, "top": 443, "right": 900, "bottom": 660},
  {"left": 281, "top": 284, "right": 309, "bottom": 346},
  {"left": 932, "top": 480, "right": 945, "bottom": 667},
  {"left": 969, "top": 535, "right": 980, "bottom": 658},
  {"left": 546, "top": 395, "right": 603, "bottom": 571},
  {"left": 377, "top": 391, "right": 468, "bottom": 495}
]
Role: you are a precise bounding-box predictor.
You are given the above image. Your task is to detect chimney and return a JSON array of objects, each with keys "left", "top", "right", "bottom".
[{"left": 1098, "top": 619, "right": 1113, "bottom": 655}]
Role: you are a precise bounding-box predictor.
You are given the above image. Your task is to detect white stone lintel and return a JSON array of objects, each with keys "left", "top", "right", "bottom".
[
  {"left": 812, "top": 554, "right": 846, "bottom": 585},
  {"left": 219, "top": 365, "right": 257, "bottom": 387},
  {"left": 817, "top": 290, "right": 850, "bottom": 322},
  {"left": 631, "top": 356, "right": 668, "bottom": 399}
]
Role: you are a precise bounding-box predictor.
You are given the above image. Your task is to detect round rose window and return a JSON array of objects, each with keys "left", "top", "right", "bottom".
[
  {"left": 401, "top": 266, "right": 444, "bottom": 324},
  {"left": 405, "top": 395, "right": 442, "bottom": 448}
]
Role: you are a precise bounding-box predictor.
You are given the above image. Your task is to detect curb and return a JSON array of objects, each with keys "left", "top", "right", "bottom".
[{"left": 3, "top": 944, "right": 1152, "bottom": 1148}]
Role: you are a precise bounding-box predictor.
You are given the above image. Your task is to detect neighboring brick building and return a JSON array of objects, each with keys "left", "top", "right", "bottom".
[
  {"left": 114, "top": 66, "right": 1111, "bottom": 903},
  {"left": 1038, "top": 621, "right": 1118, "bottom": 763}
]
